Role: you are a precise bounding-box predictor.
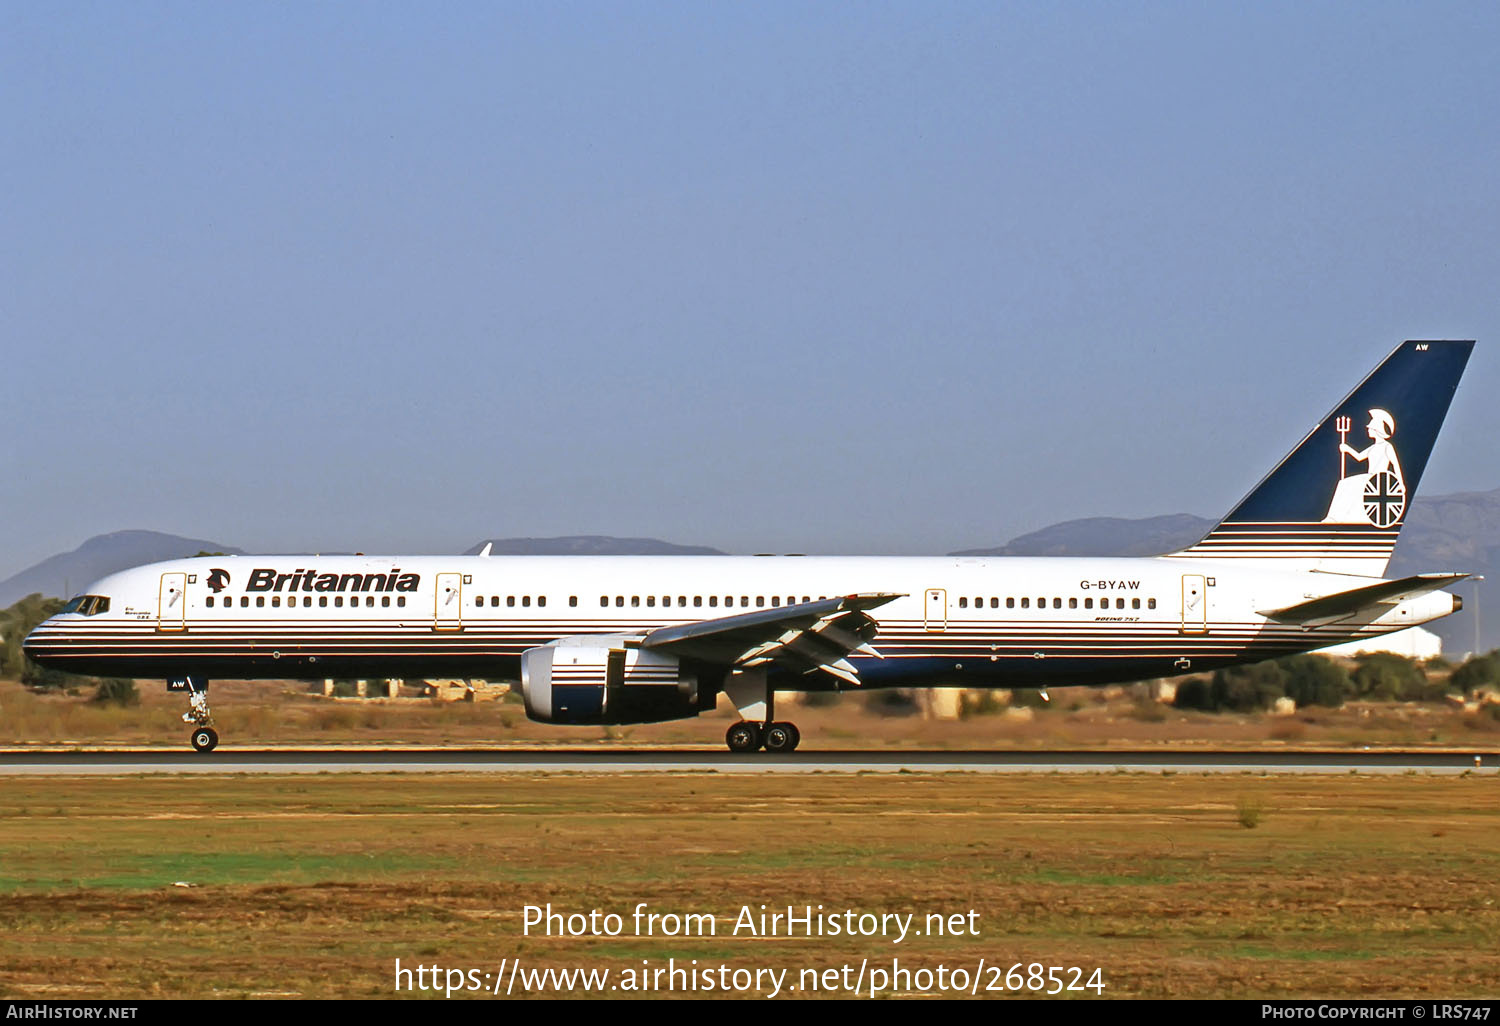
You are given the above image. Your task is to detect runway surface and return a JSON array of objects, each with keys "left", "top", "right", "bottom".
[{"left": 0, "top": 747, "right": 1493, "bottom": 775}]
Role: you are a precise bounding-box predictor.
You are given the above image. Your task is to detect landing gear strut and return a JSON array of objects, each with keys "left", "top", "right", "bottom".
[
  {"left": 172, "top": 676, "right": 218, "bottom": 752},
  {"left": 723, "top": 670, "right": 801, "bottom": 753}
]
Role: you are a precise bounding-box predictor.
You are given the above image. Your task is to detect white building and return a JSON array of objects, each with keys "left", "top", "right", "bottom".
[{"left": 1316, "top": 626, "right": 1442, "bottom": 660}]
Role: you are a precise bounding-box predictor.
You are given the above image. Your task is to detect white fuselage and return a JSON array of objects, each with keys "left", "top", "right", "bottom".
[{"left": 23, "top": 553, "right": 1458, "bottom": 689}]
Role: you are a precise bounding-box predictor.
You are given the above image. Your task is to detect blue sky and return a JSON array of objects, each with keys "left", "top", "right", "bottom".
[{"left": 3, "top": 2, "right": 1498, "bottom": 578}]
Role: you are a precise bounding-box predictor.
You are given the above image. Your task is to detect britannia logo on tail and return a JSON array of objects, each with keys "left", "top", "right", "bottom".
[{"left": 1322, "top": 408, "right": 1405, "bottom": 527}]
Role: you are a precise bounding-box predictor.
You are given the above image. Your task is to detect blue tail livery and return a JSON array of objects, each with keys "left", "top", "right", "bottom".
[{"left": 1172, "top": 340, "right": 1474, "bottom": 575}]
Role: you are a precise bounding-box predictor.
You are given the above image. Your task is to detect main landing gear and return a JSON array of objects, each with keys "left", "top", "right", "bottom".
[
  {"left": 726, "top": 720, "right": 801, "bottom": 753},
  {"left": 170, "top": 675, "right": 218, "bottom": 752},
  {"left": 722, "top": 670, "right": 801, "bottom": 753}
]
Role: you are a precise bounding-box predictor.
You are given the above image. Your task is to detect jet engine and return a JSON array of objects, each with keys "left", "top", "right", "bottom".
[{"left": 520, "top": 634, "right": 717, "bottom": 724}]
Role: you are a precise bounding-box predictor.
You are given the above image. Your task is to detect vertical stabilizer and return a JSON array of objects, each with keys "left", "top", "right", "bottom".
[{"left": 1169, "top": 340, "right": 1473, "bottom": 576}]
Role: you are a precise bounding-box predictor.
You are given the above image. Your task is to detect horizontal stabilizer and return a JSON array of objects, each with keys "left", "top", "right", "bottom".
[{"left": 1258, "top": 572, "right": 1469, "bottom": 624}]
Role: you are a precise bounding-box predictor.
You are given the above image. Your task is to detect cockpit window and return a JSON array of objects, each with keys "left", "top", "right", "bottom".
[
  {"left": 60, "top": 596, "right": 85, "bottom": 615},
  {"left": 61, "top": 595, "right": 110, "bottom": 616}
]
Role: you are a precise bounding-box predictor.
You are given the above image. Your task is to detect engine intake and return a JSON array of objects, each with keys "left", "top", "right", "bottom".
[{"left": 520, "top": 635, "right": 716, "bottom": 724}]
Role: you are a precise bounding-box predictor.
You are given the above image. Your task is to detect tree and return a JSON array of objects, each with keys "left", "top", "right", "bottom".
[
  {"left": 1211, "top": 661, "right": 1286, "bottom": 712},
  {"left": 1172, "top": 677, "right": 1214, "bottom": 711},
  {"left": 1350, "top": 652, "right": 1429, "bottom": 701},
  {"left": 0, "top": 593, "right": 78, "bottom": 689},
  {"left": 1450, "top": 651, "right": 1500, "bottom": 695},
  {"left": 1280, "top": 654, "right": 1350, "bottom": 708}
]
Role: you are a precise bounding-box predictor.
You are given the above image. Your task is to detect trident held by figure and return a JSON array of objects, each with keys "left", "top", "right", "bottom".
[{"left": 1336, "top": 415, "right": 1351, "bottom": 478}]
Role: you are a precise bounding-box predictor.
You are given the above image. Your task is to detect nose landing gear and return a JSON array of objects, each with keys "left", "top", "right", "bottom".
[{"left": 170, "top": 676, "right": 218, "bottom": 752}]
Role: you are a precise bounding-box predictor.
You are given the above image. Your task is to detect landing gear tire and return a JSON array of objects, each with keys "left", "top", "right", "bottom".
[
  {"left": 763, "top": 722, "right": 798, "bottom": 753},
  {"left": 190, "top": 726, "right": 219, "bottom": 753},
  {"left": 726, "top": 721, "right": 763, "bottom": 753}
]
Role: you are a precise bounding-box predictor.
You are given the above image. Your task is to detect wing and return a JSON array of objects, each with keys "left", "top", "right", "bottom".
[
  {"left": 1258, "top": 572, "right": 1469, "bottom": 624},
  {"left": 641, "top": 593, "right": 903, "bottom": 686}
]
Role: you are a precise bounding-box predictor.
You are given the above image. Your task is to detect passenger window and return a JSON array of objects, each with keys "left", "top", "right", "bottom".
[
  {"left": 1006, "top": 597, "right": 1014, "bottom": 608},
  {"left": 772, "top": 596, "right": 781, "bottom": 607},
  {"left": 678, "top": 596, "right": 687, "bottom": 607},
  {"left": 366, "top": 597, "right": 374, "bottom": 607},
  {"left": 206, "top": 596, "right": 214, "bottom": 607},
  {"left": 1053, "top": 598, "right": 1062, "bottom": 609},
  {"left": 756, "top": 596, "right": 764, "bottom": 608},
  {"left": 272, "top": 597, "right": 280, "bottom": 608},
  {"left": 631, "top": 596, "right": 640, "bottom": 607},
  {"left": 1116, "top": 598, "right": 1125, "bottom": 609},
  {"left": 1148, "top": 598, "right": 1157, "bottom": 609},
  {"left": 958, "top": 597, "right": 968, "bottom": 608},
  {"left": 319, "top": 596, "right": 328, "bottom": 607},
  {"left": 569, "top": 596, "right": 578, "bottom": 607},
  {"left": 335, "top": 596, "right": 343, "bottom": 607},
  {"left": 490, "top": 596, "right": 499, "bottom": 607},
  {"left": 741, "top": 597, "right": 749, "bottom": 607},
  {"left": 647, "top": 596, "right": 656, "bottom": 607},
  {"left": 257, "top": 597, "right": 265, "bottom": 608},
  {"left": 382, "top": 596, "right": 391, "bottom": 607},
  {"left": 538, "top": 596, "right": 546, "bottom": 607},
  {"left": 1020, "top": 598, "right": 1029, "bottom": 609},
  {"left": 693, "top": 596, "right": 702, "bottom": 607},
  {"left": 616, "top": 596, "right": 624, "bottom": 607},
  {"left": 1085, "top": 598, "right": 1093, "bottom": 609},
  {"left": 1069, "top": 597, "right": 1078, "bottom": 609},
  {"left": 601, "top": 596, "right": 609, "bottom": 607},
  {"left": 507, "top": 596, "right": 515, "bottom": 607},
  {"left": 241, "top": 597, "right": 249, "bottom": 608},
  {"left": 522, "top": 596, "right": 531, "bottom": 607},
  {"left": 1132, "top": 598, "right": 1141, "bottom": 609},
  {"left": 305, "top": 597, "right": 314, "bottom": 607},
  {"left": 991, "top": 597, "right": 999, "bottom": 608},
  {"left": 397, "top": 596, "right": 406, "bottom": 608}
]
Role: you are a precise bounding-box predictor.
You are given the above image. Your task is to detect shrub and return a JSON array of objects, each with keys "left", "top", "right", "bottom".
[{"left": 90, "top": 678, "right": 139, "bottom": 707}]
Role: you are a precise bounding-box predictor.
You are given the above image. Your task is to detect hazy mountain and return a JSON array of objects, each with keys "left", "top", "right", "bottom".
[
  {"left": 0, "top": 530, "right": 244, "bottom": 607},
  {"left": 464, "top": 536, "right": 725, "bottom": 556},
  {"left": 950, "top": 514, "right": 1214, "bottom": 558}
]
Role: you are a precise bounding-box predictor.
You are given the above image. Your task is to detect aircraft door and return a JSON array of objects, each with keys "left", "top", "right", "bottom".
[
  {"left": 434, "top": 572, "right": 463, "bottom": 631},
  {"left": 158, "top": 572, "right": 187, "bottom": 632},
  {"left": 924, "top": 588, "right": 947, "bottom": 632},
  {"left": 1180, "top": 575, "right": 1208, "bottom": 634}
]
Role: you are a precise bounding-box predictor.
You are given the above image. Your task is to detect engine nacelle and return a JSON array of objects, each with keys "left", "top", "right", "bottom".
[{"left": 520, "top": 634, "right": 715, "bottom": 724}]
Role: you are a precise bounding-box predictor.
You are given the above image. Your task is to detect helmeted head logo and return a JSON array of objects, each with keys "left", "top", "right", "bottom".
[
  {"left": 1321, "top": 407, "right": 1405, "bottom": 527},
  {"left": 207, "top": 568, "right": 231, "bottom": 593}
]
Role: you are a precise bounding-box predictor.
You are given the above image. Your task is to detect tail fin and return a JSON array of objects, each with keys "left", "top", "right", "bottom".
[{"left": 1170, "top": 340, "right": 1473, "bottom": 576}]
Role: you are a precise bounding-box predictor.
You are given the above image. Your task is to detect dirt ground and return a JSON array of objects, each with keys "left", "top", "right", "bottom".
[{"left": 2, "top": 676, "right": 1498, "bottom": 751}]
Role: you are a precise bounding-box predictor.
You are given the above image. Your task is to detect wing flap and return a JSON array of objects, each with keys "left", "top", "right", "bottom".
[
  {"left": 643, "top": 593, "right": 902, "bottom": 683},
  {"left": 1258, "top": 572, "right": 1469, "bottom": 624}
]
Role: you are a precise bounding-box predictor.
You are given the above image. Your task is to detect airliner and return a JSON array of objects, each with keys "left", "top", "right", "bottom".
[{"left": 24, "top": 340, "right": 1474, "bottom": 753}]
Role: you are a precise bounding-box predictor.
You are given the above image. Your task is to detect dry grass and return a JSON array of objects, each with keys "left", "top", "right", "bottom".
[
  {"left": 1, "top": 677, "right": 1494, "bottom": 750},
  {"left": 0, "top": 773, "right": 1495, "bottom": 999}
]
